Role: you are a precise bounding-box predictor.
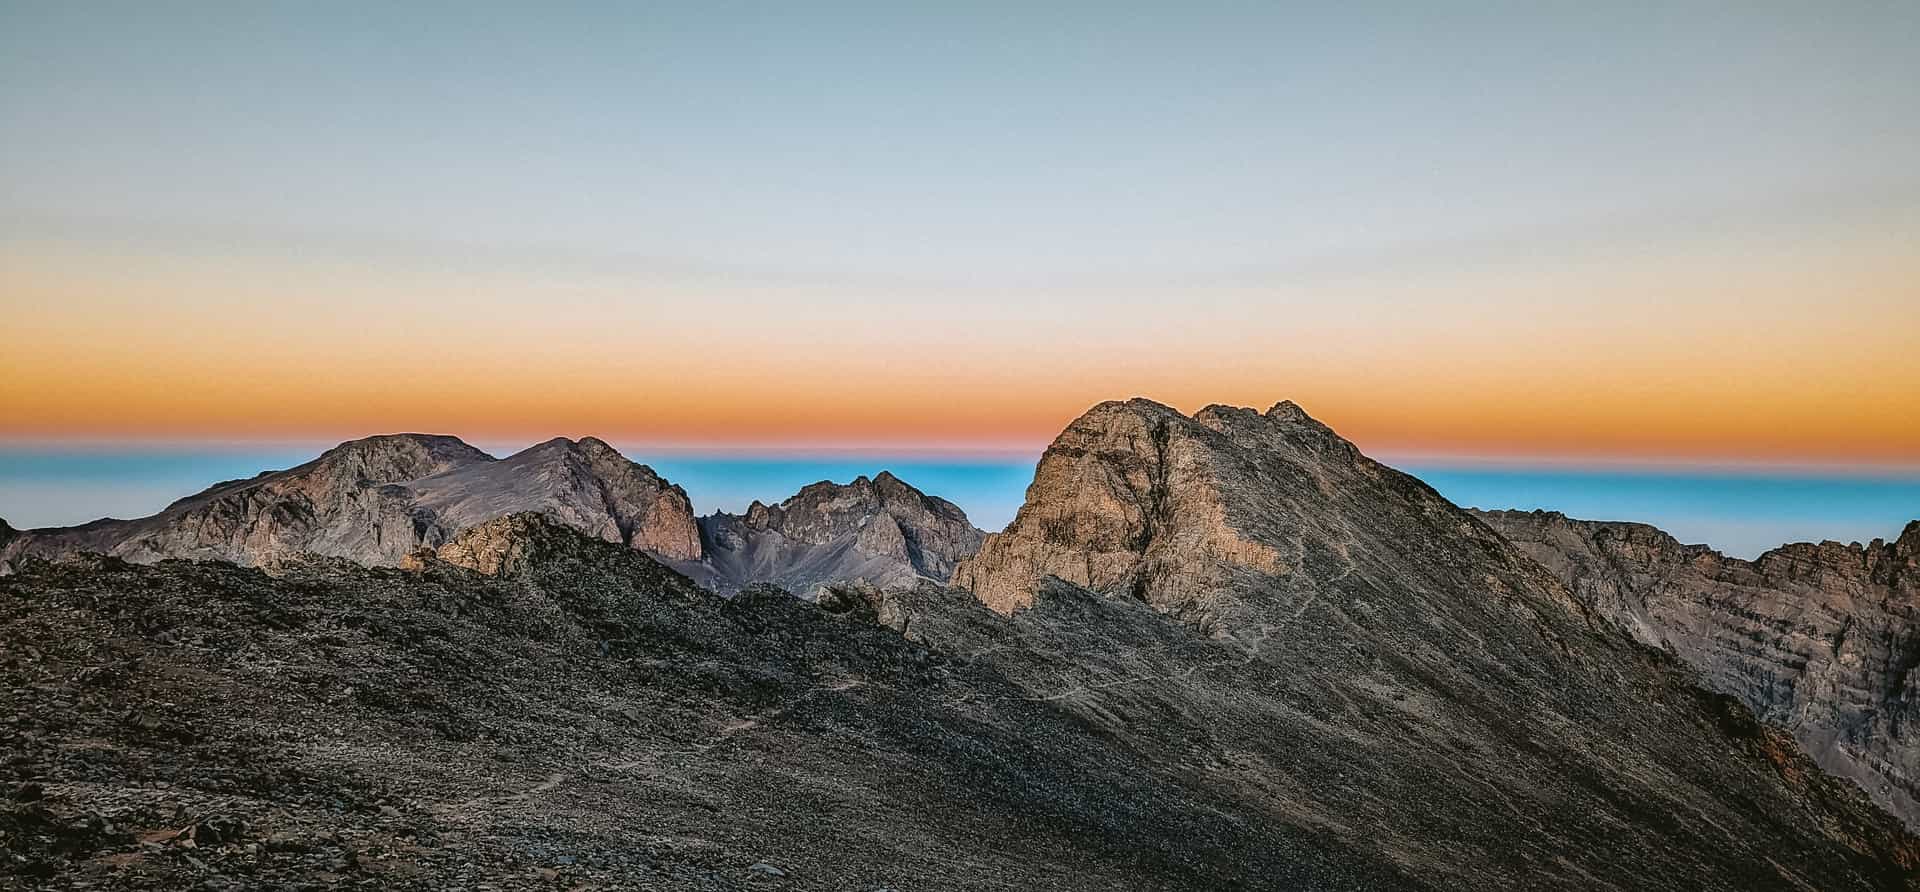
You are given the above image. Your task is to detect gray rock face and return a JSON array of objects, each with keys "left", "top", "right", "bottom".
[
  {"left": 954, "top": 398, "right": 1541, "bottom": 626},
  {"left": 0, "top": 434, "right": 700, "bottom": 570},
  {"left": 407, "top": 436, "right": 701, "bottom": 562},
  {"left": 1475, "top": 508, "right": 1920, "bottom": 830},
  {"left": 696, "top": 471, "right": 984, "bottom": 595}
]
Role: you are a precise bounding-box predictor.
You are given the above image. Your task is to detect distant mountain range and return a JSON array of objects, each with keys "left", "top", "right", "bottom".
[
  {"left": 3, "top": 399, "right": 1917, "bottom": 888},
  {"left": 0, "top": 434, "right": 986, "bottom": 596}
]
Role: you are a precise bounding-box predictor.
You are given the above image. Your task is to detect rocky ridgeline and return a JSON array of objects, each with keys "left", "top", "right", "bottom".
[
  {"left": 0, "top": 436, "right": 983, "bottom": 598},
  {"left": 1475, "top": 509, "right": 1920, "bottom": 830},
  {"left": 698, "top": 471, "right": 984, "bottom": 595},
  {"left": 0, "top": 435, "right": 699, "bottom": 570}
]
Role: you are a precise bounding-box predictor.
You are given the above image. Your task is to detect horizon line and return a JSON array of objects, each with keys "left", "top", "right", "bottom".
[{"left": 3, "top": 435, "right": 1919, "bottom": 479}]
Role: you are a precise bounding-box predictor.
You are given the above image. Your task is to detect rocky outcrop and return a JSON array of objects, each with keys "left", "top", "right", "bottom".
[
  {"left": 413, "top": 511, "right": 596, "bottom": 577},
  {"left": 0, "top": 434, "right": 700, "bottom": 570},
  {"left": 696, "top": 471, "right": 984, "bottom": 595},
  {"left": 954, "top": 398, "right": 1530, "bottom": 624},
  {"left": 1477, "top": 508, "right": 1920, "bottom": 830}
]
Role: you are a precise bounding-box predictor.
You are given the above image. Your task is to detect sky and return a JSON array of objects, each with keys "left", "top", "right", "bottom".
[{"left": 1, "top": 3, "right": 1916, "bottom": 552}]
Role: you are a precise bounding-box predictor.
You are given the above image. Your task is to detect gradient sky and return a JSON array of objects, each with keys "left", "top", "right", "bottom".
[{"left": 2, "top": 2, "right": 1918, "bottom": 466}]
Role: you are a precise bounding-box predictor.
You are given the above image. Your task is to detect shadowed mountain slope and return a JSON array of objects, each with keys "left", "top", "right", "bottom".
[
  {"left": 5, "top": 508, "right": 1915, "bottom": 889},
  {"left": 2, "top": 515, "right": 1430, "bottom": 890},
  {"left": 1476, "top": 508, "right": 1920, "bottom": 830}
]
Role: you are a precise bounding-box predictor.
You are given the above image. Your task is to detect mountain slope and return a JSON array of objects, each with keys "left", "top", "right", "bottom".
[
  {"left": 697, "top": 471, "right": 984, "bottom": 594},
  {"left": 0, "top": 435, "right": 699, "bottom": 570},
  {"left": 948, "top": 397, "right": 1920, "bottom": 887},
  {"left": 1, "top": 516, "right": 1429, "bottom": 890},
  {"left": 1476, "top": 508, "right": 1920, "bottom": 830},
  {"left": 7, "top": 507, "right": 1914, "bottom": 889}
]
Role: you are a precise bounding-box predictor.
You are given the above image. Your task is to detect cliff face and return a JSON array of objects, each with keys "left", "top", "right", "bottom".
[
  {"left": 1477, "top": 509, "right": 1920, "bottom": 830},
  {"left": 696, "top": 471, "right": 984, "bottom": 595},
  {"left": 953, "top": 398, "right": 1542, "bottom": 626},
  {"left": 0, "top": 434, "right": 700, "bottom": 570}
]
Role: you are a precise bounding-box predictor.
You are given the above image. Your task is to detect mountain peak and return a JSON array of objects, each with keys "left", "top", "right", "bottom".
[
  {"left": 697, "top": 471, "right": 984, "bottom": 595},
  {"left": 5, "top": 431, "right": 700, "bottom": 569},
  {"left": 523, "top": 435, "right": 622, "bottom": 459},
  {"left": 955, "top": 397, "right": 1494, "bottom": 621},
  {"left": 315, "top": 433, "right": 494, "bottom": 478},
  {"left": 1265, "top": 399, "right": 1307, "bottom": 420}
]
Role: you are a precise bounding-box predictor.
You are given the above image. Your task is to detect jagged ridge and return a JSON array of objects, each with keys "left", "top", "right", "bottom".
[
  {"left": 697, "top": 471, "right": 985, "bottom": 595},
  {"left": 1476, "top": 508, "right": 1920, "bottom": 830},
  {"left": 0, "top": 434, "right": 699, "bottom": 570}
]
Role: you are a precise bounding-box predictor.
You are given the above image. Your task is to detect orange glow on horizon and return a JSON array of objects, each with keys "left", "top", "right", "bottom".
[{"left": 3, "top": 225, "right": 1917, "bottom": 468}]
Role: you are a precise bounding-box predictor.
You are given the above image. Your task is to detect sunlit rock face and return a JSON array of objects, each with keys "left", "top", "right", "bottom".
[
  {"left": 0, "top": 434, "right": 701, "bottom": 570},
  {"left": 953, "top": 398, "right": 1540, "bottom": 627}
]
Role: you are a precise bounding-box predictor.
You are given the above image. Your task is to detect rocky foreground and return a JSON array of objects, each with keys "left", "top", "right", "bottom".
[{"left": 3, "top": 399, "right": 1918, "bottom": 889}]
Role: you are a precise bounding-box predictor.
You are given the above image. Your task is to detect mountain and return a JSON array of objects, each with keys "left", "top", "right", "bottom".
[
  {"left": 696, "top": 471, "right": 985, "bottom": 595},
  {"left": 0, "top": 435, "right": 980, "bottom": 598},
  {"left": 948, "top": 397, "right": 1920, "bottom": 886},
  {"left": 0, "top": 434, "right": 700, "bottom": 571},
  {"left": 5, "top": 510, "right": 1916, "bottom": 890},
  {"left": 1475, "top": 508, "right": 1920, "bottom": 830},
  {"left": 6, "top": 399, "right": 1920, "bottom": 888}
]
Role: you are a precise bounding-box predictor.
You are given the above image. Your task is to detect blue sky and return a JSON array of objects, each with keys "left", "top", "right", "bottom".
[{"left": 5, "top": 3, "right": 1917, "bottom": 463}]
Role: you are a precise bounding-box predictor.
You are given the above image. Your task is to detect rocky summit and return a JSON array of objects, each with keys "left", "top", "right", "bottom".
[
  {"left": 695, "top": 471, "right": 985, "bottom": 595},
  {"left": 3, "top": 399, "right": 1918, "bottom": 890},
  {"left": 1476, "top": 509, "right": 1920, "bottom": 831},
  {"left": 0, "top": 434, "right": 700, "bottom": 571},
  {"left": 0, "top": 435, "right": 981, "bottom": 601}
]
